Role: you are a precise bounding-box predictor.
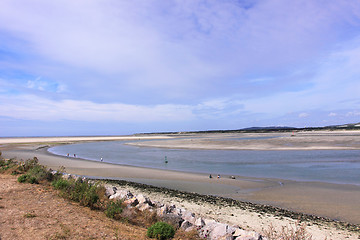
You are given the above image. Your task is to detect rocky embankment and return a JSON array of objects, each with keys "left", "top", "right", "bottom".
[
  {"left": 104, "top": 183, "right": 262, "bottom": 240},
  {"left": 59, "top": 173, "right": 360, "bottom": 240}
]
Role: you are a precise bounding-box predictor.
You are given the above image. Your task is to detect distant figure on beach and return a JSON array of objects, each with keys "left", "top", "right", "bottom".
[
  {"left": 164, "top": 156, "right": 168, "bottom": 164},
  {"left": 217, "top": 174, "right": 220, "bottom": 179},
  {"left": 209, "top": 174, "right": 212, "bottom": 178},
  {"left": 67, "top": 153, "right": 69, "bottom": 157},
  {"left": 101, "top": 157, "right": 103, "bottom": 162},
  {"left": 74, "top": 154, "right": 76, "bottom": 158}
]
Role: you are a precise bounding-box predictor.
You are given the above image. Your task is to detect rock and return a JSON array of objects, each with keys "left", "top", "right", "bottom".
[
  {"left": 195, "top": 217, "right": 205, "bottom": 227},
  {"left": 173, "top": 207, "right": 184, "bottom": 216},
  {"left": 182, "top": 211, "right": 196, "bottom": 224},
  {"left": 109, "top": 190, "right": 126, "bottom": 200},
  {"left": 161, "top": 213, "right": 184, "bottom": 228},
  {"left": 209, "top": 223, "right": 235, "bottom": 240},
  {"left": 233, "top": 228, "right": 247, "bottom": 237},
  {"left": 136, "top": 194, "right": 152, "bottom": 205},
  {"left": 105, "top": 185, "right": 117, "bottom": 197},
  {"left": 125, "top": 191, "right": 134, "bottom": 199},
  {"left": 137, "top": 203, "right": 152, "bottom": 211},
  {"left": 181, "top": 220, "right": 194, "bottom": 231},
  {"left": 62, "top": 173, "right": 71, "bottom": 180},
  {"left": 199, "top": 221, "right": 217, "bottom": 238},
  {"left": 235, "top": 237, "right": 257, "bottom": 240},
  {"left": 221, "top": 235, "right": 234, "bottom": 240},
  {"left": 233, "top": 230, "right": 262, "bottom": 240},
  {"left": 157, "top": 206, "right": 167, "bottom": 216},
  {"left": 157, "top": 204, "right": 175, "bottom": 216},
  {"left": 124, "top": 197, "right": 139, "bottom": 206}
]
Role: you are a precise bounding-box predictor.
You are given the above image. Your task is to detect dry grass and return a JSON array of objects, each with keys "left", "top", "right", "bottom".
[
  {"left": 0, "top": 174, "right": 149, "bottom": 239},
  {"left": 263, "top": 220, "right": 313, "bottom": 240},
  {"left": 0, "top": 157, "right": 202, "bottom": 239}
]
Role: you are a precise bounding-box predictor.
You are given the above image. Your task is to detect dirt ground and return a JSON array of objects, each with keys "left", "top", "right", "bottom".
[{"left": 0, "top": 174, "right": 148, "bottom": 240}]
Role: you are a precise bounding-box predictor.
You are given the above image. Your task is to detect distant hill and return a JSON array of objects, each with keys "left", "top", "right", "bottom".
[{"left": 137, "top": 122, "right": 360, "bottom": 135}]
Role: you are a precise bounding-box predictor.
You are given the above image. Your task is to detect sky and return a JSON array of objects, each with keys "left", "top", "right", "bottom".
[{"left": 0, "top": 0, "right": 360, "bottom": 136}]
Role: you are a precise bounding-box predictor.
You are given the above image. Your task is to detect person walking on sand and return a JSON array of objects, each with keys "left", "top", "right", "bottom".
[
  {"left": 101, "top": 157, "right": 103, "bottom": 162},
  {"left": 217, "top": 174, "right": 220, "bottom": 179}
]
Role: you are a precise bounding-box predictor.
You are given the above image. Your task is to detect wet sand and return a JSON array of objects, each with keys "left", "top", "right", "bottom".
[{"left": 1, "top": 132, "right": 360, "bottom": 227}]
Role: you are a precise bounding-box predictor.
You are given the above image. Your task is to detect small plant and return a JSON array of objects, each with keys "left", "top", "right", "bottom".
[
  {"left": 263, "top": 221, "right": 312, "bottom": 240},
  {"left": 28, "top": 176, "right": 39, "bottom": 184},
  {"left": 20, "top": 157, "right": 39, "bottom": 172},
  {"left": 147, "top": 222, "right": 175, "bottom": 240},
  {"left": 24, "top": 213, "right": 37, "bottom": 218},
  {"left": 0, "top": 159, "right": 17, "bottom": 172},
  {"left": 105, "top": 200, "right": 123, "bottom": 219},
  {"left": 17, "top": 174, "right": 29, "bottom": 183},
  {"left": 52, "top": 179, "right": 71, "bottom": 190}
]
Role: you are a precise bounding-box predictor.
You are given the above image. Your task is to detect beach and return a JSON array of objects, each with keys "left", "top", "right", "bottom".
[{"left": 1, "top": 131, "right": 360, "bottom": 239}]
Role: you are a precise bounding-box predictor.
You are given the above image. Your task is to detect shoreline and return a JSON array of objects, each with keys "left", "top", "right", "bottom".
[{"left": 1, "top": 133, "right": 360, "bottom": 232}]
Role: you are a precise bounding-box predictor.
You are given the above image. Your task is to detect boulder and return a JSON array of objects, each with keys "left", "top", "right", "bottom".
[
  {"left": 125, "top": 191, "right": 134, "bottom": 199},
  {"left": 180, "top": 220, "right": 194, "bottom": 231},
  {"left": 105, "top": 185, "right": 117, "bottom": 197},
  {"left": 124, "top": 197, "right": 139, "bottom": 206},
  {"left": 194, "top": 217, "right": 205, "bottom": 227},
  {"left": 62, "top": 173, "right": 71, "bottom": 180},
  {"left": 137, "top": 203, "right": 152, "bottom": 211},
  {"left": 182, "top": 211, "right": 196, "bottom": 224},
  {"left": 161, "top": 213, "right": 184, "bottom": 228},
  {"left": 173, "top": 207, "right": 184, "bottom": 216},
  {"left": 109, "top": 190, "right": 126, "bottom": 200},
  {"left": 235, "top": 237, "right": 257, "bottom": 240},
  {"left": 233, "top": 230, "right": 262, "bottom": 240},
  {"left": 156, "top": 204, "right": 175, "bottom": 216},
  {"left": 209, "top": 223, "right": 231, "bottom": 240},
  {"left": 233, "top": 229, "right": 248, "bottom": 237},
  {"left": 136, "top": 194, "right": 152, "bottom": 205}
]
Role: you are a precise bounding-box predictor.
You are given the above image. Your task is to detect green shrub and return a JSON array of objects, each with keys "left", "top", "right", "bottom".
[
  {"left": 27, "top": 165, "right": 48, "bottom": 181},
  {"left": 18, "top": 174, "right": 29, "bottom": 183},
  {"left": 22, "top": 157, "right": 39, "bottom": 172},
  {"left": 0, "top": 159, "right": 17, "bottom": 172},
  {"left": 80, "top": 183, "right": 99, "bottom": 209},
  {"left": 52, "top": 179, "right": 71, "bottom": 190},
  {"left": 105, "top": 200, "right": 123, "bottom": 219},
  {"left": 28, "top": 176, "right": 39, "bottom": 184},
  {"left": 17, "top": 174, "right": 39, "bottom": 184},
  {"left": 52, "top": 178, "right": 101, "bottom": 210},
  {"left": 147, "top": 222, "right": 175, "bottom": 240}
]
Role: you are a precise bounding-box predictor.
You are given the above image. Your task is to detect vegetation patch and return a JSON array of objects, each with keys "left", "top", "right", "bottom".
[
  {"left": 147, "top": 221, "right": 175, "bottom": 240},
  {"left": 105, "top": 200, "right": 123, "bottom": 219},
  {"left": 52, "top": 178, "right": 103, "bottom": 210}
]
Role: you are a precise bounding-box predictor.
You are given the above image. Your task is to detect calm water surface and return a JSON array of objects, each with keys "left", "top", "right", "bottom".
[{"left": 48, "top": 141, "right": 360, "bottom": 185}]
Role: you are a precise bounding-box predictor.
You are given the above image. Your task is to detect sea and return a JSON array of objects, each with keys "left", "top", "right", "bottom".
[{"left": 48, "top": 140, "right": 360, "bottom": 186}]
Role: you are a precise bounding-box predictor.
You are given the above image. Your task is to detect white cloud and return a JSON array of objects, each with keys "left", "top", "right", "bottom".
[
  {"left": 346, "top": 111, "right": 360, "bottom": 117},
  {"left": 0, "top": 95, "right": 195, "bottom": 122},
  {"left": 0, "top": 1, "right": 360, "bottom": 135},
  {"left": 299, "top": 113, "right": 309, "bottom": 118},
  {"left": 328, "top": 112, "right": 337, "bottom": 117}
]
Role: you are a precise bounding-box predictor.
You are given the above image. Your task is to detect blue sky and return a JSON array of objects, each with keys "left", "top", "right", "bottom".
[{"left": 1, "top": 0, "right": 360, "bottom": 136}]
